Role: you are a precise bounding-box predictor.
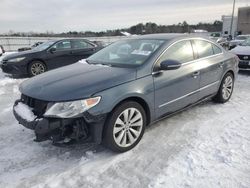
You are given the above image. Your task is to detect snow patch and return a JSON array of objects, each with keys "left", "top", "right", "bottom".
[{"left": 14, "top": 102, "right": 36, "bottom": 122}]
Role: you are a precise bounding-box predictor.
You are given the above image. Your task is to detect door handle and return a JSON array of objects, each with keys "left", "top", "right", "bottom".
[{"left": 192, "top": 71, "right": 200, "bottom": 78}]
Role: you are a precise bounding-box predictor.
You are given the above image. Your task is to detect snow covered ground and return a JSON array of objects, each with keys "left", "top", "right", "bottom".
[{"left": 0, "top": 62, "right": 249, "bottom": 187}]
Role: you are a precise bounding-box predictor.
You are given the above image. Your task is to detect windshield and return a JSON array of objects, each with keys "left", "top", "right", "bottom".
[
  {"left": 87, "top": 39, "right": 165, "bottom": 67},
  {"left": 240, "top": 38, "right": 250, "bottom": 46},
  {"left": 33, "top": 41, "right": 55, "bottom": 51}
]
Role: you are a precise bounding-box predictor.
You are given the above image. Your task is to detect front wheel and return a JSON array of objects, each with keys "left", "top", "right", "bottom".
[
  {"left": 28, "top": 61, "right": 46, "bottom": 77},
  {"left": 213, "top": 72, "right": 234, "bottom": 103},
  {"left": 103, "top": 101, "right": 146, "bottom": 152}
]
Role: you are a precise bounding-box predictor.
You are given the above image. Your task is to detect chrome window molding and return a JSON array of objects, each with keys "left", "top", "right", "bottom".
[{"left": 152, "top": 37, "right": 224, "bottom": 73}]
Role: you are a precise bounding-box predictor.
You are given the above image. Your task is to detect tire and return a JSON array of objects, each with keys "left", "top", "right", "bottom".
[
  {"left": 28, "top": 61, "right": 46, "bottom": 77},
  {"left": 213, "top": 72, "right": 234, "bottom": 103},
  {"left": 102, "top": 101, "right": 146, "bottom": 152}
]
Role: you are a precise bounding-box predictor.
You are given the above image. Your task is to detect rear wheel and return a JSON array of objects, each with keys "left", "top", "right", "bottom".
[
  {"left": 28, "top": 61, "right": 46, "bottom": 77},
  {"left": 213, "top": 72, "right": 234, "bottom": 103},
  {"left": 103, "top": 101, "right": 146, "bottom": 152}
]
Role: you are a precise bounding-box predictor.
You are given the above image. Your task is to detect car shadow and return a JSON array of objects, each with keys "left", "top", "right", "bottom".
[
  {"left": 5, "top": 74, "right": 28, "bottom": 79},
  {"left": 239, "top": 69, "right": 250, "bottom": 76}
]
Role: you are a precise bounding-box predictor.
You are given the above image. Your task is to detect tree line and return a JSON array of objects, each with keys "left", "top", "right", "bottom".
[{"left": 1, "top": 21, "right": 222, "bottom": 37}]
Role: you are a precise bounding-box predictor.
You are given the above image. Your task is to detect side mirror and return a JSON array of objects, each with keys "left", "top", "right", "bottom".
[
  {"left": 160, "top": 59, "right": 181, "bottom": 70},
  {"left": 49, "top": 47, "right": 56, "bottom": 53}
]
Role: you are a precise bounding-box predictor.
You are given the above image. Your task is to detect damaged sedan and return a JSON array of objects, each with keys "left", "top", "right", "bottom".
[{"left": 13, "top": 34, "right": 238, "bottom": 152}]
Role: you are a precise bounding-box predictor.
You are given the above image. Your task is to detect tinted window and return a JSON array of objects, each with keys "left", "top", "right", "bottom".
[
  {"left": 53, "top": 41, "right": 71, "bottom": 50},
  {"left": 72, "top": 40, "right": 93, "bottom": 49},
  {"left": 160, "top": 40, "right": 194, "bottom": 64},
  {"left": 194, "top": 40, "right": 214, "bottom": 58},
  {"left": 212, "top": 44, "right": 222, "bottom": 54}
]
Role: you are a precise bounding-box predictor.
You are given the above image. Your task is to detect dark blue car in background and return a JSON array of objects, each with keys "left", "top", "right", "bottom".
[{"left": 0, "top": 38, "right": 101, "bottom": 77}]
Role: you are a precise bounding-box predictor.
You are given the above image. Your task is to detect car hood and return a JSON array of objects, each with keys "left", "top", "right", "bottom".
[
  {"left": 230, "top": 46, "right": 250, "bottom": 55},
  {"left": 3, "top": 49, "right": 40, "bottom": 60},
  {"left": 20, "top": 60, "right": 137, "bottom": 101}
]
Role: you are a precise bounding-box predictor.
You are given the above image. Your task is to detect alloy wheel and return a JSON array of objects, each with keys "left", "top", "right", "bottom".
[
  {"left": 222, "top": 76, "right": 233, "bottom": 100},
  {"left": 31, "top": 63, "right": 45, "bottom": 76},
  {"left": 113, "top": 108, "right": 143, "bottom": 148}
]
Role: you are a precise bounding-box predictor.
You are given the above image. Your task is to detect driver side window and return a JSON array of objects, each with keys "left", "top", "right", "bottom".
[
  {"left": 53, "top": 40, "right": 71, "bottom": 51},
  {"left": 159, "top": 40, "right": 194, "bottom": 64}
]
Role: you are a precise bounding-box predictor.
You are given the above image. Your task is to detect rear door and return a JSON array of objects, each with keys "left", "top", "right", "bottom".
[
  {"left": 153, "top": 40, "right": 201, "bottom": 118},
  {"left": 192, "top": 39, "right": 224, "bottom": 99},
  {"left": 70, "top": 39, "right": 96, "bottom": 62},
  {"left": 46, "top": 40, "right": 74, "bottom": 69}
]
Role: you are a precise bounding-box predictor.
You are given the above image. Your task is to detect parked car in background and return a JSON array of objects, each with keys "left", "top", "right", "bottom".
[
  {"left": 229, "top": 35, "right": 250, "bottom": 50},
  {"left": 18, "top": 42, "right": 43, "bottom": 52},
  {"left": 216, "top": 37, "right": 230, "bottom": 50},
  {"left": 0, "top": 39, "right": 101, "bottom": 77},
  {"left": 91, "top": 40, "right": 107, "bottom": 48},
  {"left": 231, "top": 38, "right": 250, "bottom": 69},
  {"left": 13, "top": 34, "right": 238, "bottom": 152},
  {"left": 0, "top": 45, "right": 5, "bottom": 57}
]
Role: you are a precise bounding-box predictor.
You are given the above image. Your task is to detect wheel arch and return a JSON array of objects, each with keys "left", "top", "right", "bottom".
[
  {"left": 226, "top": 70, "right": 235, "bottom": 78},
  {"left": 27, "top": 59, "right": 47, "bottom": 72},
  {"left": 26, "top": 58, "right": 48, "bottom": 74},
  {"left": 112, "top": 96, "right": 151, "bottom": 126},
  {"left": 220, "top": 69, "right": 235, "bottom": 82}
]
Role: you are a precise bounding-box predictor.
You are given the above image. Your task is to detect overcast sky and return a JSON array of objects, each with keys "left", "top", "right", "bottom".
[{"left": 0, "top": 0, "right": 249, "bottom": 33}]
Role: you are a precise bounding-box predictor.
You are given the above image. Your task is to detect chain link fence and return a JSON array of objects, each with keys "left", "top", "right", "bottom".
[{"left": 0, "top": 36, "right": 129, "bottom": 51}]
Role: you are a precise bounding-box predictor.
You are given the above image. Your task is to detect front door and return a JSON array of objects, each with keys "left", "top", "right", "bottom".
[
  {"left": 46, "top": 40, "right": 74, "bottom": 69},
  {"left": 153, "top": 40, "right": 201, "bottom": 119}
]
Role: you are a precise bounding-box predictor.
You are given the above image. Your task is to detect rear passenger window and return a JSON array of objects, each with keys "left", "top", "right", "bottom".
[
  {"left": 160, "top": 40, "right": 194, "bottom": 64},
  {"left": 194, "top": 40, "right": 214, "bottom": 58},
  {"left": 212, "top": 44, "right": 222, "bottom": 55},
  {"left": 72, "top": 40, "right": 93, "bottom": 49}
]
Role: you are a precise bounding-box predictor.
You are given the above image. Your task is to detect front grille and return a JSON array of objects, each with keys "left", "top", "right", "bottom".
[
  {"left": 21, "top": 94, "right": 48, "bottom": 117},
  {"left": 2, "top": 60, "right": 7, "bottom": 65},
  {"left": 237, "top": 55, "right": 250, "bottom": 61}
]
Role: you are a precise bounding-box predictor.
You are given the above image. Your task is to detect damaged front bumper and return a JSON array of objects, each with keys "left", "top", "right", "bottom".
[{"left": 13, "top": 100, "right": 107, "bottom": 144}]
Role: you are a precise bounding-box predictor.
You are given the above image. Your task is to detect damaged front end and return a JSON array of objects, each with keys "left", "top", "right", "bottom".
[{"left": 13, "top": 94, "right": 107, "bottom": 144}]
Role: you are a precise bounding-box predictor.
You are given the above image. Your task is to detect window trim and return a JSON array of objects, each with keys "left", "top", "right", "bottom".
[{"left": 152, "top": 38, "right": 224, "bottom": 73}]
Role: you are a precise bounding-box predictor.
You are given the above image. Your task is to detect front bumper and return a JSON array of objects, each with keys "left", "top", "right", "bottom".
[
  {"left": 13, "top": 100, "right": 107, "bottom": 144},
  {"left": 0, "top": 62, "right": 27, "bottom": 75},
  {"left": 239, "top": 60, "right": 250, "bottom": 69}
]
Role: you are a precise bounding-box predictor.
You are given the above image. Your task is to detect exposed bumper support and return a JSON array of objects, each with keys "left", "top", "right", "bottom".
[{"left": 13, "top": 100, "right": 107, "bottom": 144}]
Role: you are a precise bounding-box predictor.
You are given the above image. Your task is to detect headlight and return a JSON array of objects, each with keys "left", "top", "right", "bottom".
[
  {"left": 44, "top": 96, "right": 101, "bottom": 118},
  {"left": 8, "top": 57, "right": 26, "bottom": 62}
]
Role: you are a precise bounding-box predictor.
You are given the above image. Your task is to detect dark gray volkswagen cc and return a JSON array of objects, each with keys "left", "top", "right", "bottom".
[{"left": 13, "top": 34, "right": 238, "bottom": 152}]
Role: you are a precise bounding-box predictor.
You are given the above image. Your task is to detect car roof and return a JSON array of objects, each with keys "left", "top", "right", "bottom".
[
  {"left": 133, "top": 33, "right": 215, "bottom": 43},
  {"left": 48, "top": 38, "right": 91, "bottom": 42},
  {"left": 134, "top": 33, "right": 188, "bottom": 40}
]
